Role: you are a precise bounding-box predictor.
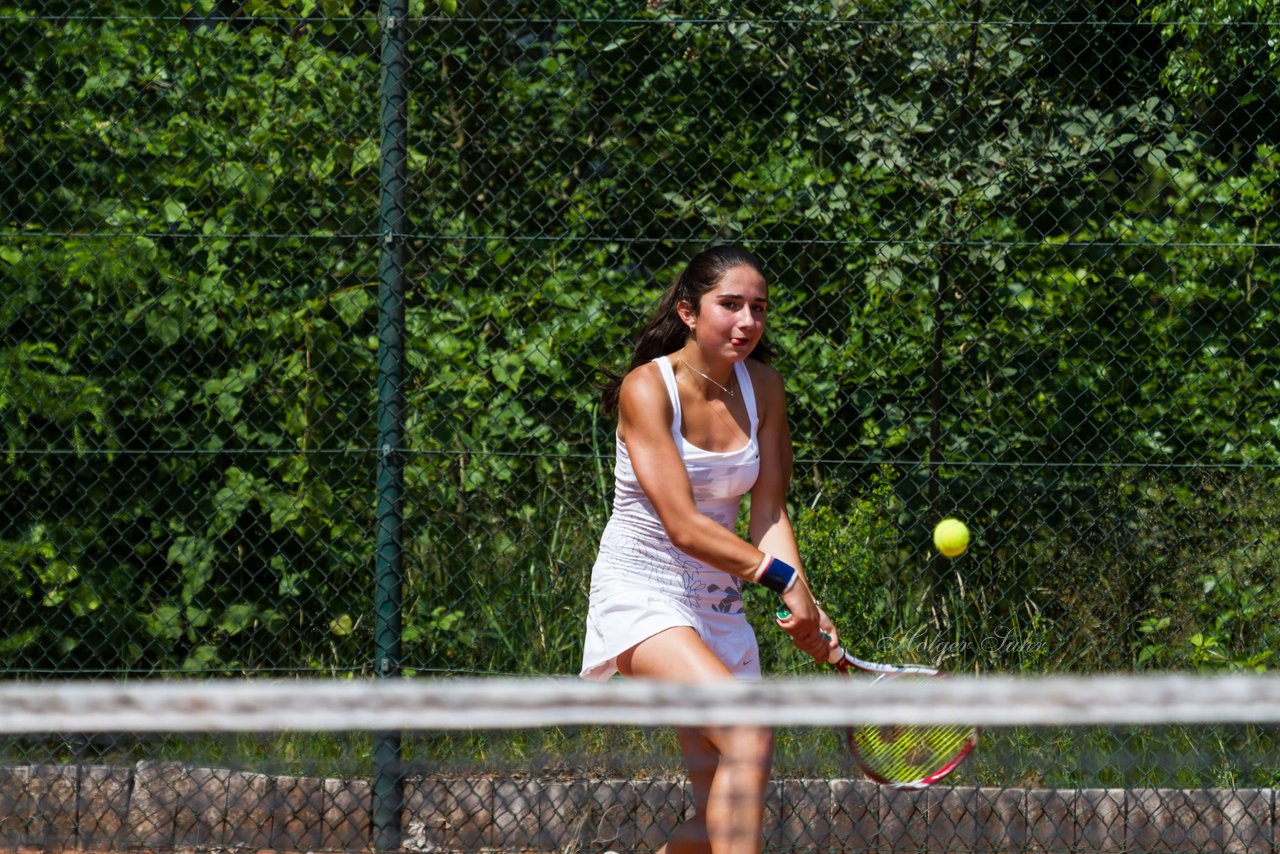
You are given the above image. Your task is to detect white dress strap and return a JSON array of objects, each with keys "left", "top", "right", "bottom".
[
  {"left": 654, "top": 356, "right": 682, "bottom": 439},
  {"left": 733, "top": 360, "right": 759, "bottom": 437},
  {"left": 656, "top": 355, "right": 759, "bottom": 441}
]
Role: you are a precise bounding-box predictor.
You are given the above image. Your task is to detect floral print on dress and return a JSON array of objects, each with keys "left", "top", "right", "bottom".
[
  {"left": 599, "top": 531, "right": 745, "bottom": 615},
  {"left": 706, "top": 577, "right": 743, "bottom": 613}
]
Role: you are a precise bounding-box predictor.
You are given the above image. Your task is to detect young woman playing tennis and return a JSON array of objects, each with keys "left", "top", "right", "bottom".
[{"left": 581, "top": 245, "right": 836, "bottom": 854}]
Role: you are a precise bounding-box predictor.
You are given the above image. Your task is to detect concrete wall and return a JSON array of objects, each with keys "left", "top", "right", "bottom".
[{"left": 0, "top": 763, "right": 1273, "bottom": 852}]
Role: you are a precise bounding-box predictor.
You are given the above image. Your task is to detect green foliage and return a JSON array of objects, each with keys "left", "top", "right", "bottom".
[
  {"left": 1129, "top": 472, "right": 1280, "bottom": 672},
  {"left": 3, "top": 0, "right": 1279, "bottom": 679},
  {"left": 1143, "top": 0, "right": 1280, "bottom": 99},
  {"left": 1, "top": 2, "right": 381, "bottom": 674},
  {"left": 795, "top": 471, "right": 904, "bottom": 635}
]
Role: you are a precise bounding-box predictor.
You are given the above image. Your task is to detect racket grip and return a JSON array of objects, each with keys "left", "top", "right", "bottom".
[
  {"left": 778, "top": 608, "right": 833, "bottom": 641},
  {"left": 779, "top": 608, "right": 845, "bottom": 666}
]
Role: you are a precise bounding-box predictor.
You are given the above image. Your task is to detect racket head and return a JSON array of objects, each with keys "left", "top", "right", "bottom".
[
  {"left": 833, "top": 653, "right": 979, "bottom": 789},
  {"left": 771, "top": 607, "right": 978, "bottom": 788}
]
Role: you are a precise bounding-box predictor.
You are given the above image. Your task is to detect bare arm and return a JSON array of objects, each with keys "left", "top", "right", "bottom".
[
  {"left": 618, "top": 364, "right": 762, "bottom": 578},
  {"left": 748, "top": 363, "right": 837, "bottom": 659}
]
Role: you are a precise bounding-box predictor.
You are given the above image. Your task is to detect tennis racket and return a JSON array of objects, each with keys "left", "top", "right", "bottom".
[{"left": 777, "top": 608, "right": 978, "bottom": 789}]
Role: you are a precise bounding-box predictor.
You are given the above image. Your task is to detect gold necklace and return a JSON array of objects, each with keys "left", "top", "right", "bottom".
[{"left": 679, "top": 357, "right": 735, "bottom": 398}]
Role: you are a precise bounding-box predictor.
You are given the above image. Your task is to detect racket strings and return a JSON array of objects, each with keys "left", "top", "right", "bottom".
[
  {"left": 841, "top": 671, "right": 978, "bottom": 786},
  {"left": 851, "top": 723, "right": 976, "bottom": 778}
]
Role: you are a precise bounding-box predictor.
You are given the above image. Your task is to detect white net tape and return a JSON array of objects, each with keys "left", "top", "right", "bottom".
[{"left": 2, "top": 673, "right": 1279, "bottom": 732}]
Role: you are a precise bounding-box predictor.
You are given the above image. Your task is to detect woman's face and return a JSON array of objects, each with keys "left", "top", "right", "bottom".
[{"left": 689, "top": 264, "right": 768, "bottom": 360}]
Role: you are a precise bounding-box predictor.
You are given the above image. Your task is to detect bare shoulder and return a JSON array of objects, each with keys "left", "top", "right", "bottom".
[
  {"left": 619, "top": 360, "right": 667, "bottom": 403},
  {"left": 617, "top": 361, "right": 672, "bottom": 436},
  {"left": 743, "top": 358, "right": 787, "bottom": 405}
]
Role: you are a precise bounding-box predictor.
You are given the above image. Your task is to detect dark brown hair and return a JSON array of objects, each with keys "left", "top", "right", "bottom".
[{"left": 600, "top": 245, "right": 773, "bottom": 416}]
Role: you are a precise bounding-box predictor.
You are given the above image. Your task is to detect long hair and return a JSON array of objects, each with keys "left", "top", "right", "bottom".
[{"left": 600, "top": 246, "right": 773, "bottom": 416}]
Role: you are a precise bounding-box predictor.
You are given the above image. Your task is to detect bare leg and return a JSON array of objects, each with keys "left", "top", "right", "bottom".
[{"left": 618, "top": 627, "right": 773, "bottom": 854}]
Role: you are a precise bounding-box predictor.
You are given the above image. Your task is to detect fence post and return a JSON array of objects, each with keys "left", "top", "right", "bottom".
[{"left": 373, "top": 0, "right": 409, "bottom": 849}]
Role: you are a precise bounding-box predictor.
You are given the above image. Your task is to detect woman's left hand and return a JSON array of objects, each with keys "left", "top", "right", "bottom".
[{"left": 775, "top": 583, "right": 830, "bottom": 662}]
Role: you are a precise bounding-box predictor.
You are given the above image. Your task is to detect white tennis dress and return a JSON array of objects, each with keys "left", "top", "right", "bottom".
[{"left": 580, "top": 355, "right": 762, "bottom": 681}]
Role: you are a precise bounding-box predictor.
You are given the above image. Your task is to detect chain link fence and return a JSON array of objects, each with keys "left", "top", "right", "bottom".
[
  {"left": 5, "top": 6, "right": 1280, "bottom": 851},
  {"left": 8, "top": 761, "right": 1280, "bottom": 852},
  {"left": 3, "top": 0, "right": 1280, "bottom": 682},
  {"left": 0, "top": 680, "right": 1278, "bottom": 852}
]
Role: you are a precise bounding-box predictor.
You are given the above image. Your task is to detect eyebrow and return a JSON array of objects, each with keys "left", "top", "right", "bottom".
[{"left": 716, "top": 292, "right": 768, "bottom": 304}]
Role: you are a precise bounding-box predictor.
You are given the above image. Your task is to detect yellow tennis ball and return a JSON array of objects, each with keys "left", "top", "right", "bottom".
[{"left": 933, "top": 518, "right": 969, "bottom": 558}]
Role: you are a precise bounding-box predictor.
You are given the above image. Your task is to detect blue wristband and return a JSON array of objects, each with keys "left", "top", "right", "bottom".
[{"left": 757, "top": 556, "right": 798, "bottom": 595}]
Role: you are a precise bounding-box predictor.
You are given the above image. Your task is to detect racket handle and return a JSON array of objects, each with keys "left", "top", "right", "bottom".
[
  {"left": 777, "top": 607, "right": 829, "bottom": 625},
  {"left": 777, "top": 608, "right": 846, "bottom": 667}
]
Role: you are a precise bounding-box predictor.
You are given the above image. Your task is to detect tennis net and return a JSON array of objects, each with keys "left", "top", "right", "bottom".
[{"left": 1, "top": 674, "right": 1277, "bottom": 852}]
